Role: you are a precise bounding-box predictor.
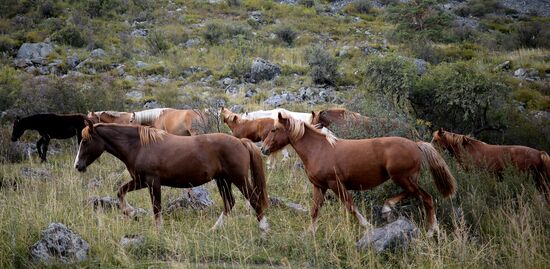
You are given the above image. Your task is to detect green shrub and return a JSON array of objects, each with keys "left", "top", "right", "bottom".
[
  {"left": 0, "top": 127, "right": 26, "bottom": 163},
  {"left": 305, "top": 45, "right": 339, "bottom": 85},
  {"left": 344, "top": 0, "right": 371, "bottom": 14},
  {"left": 454, "top": 0, "right": 515, "bottom": 17},
  {"left": 39, "top": 0, "right": 61, "bottom": 18},
  {"left": 299, "top": 0, "right": 316, "bottom": 8},
  {"left": 53, "top": 25, "right": 87, "bottom": 48},
  {"left": 509, "top": 21, "right": 550, "bottom": 49},
  {"left": 0, "top": 35, "right": 19, "bottom": 54},
  {"left": 226, "top": 0, "right": 241, "bottom": 7},
  {"left": 86, "top": 0, "right": 128, "bottom": 18},
  {"left": 146, "top": 30, "right": 171, "bottom": 55},
  {"left": 203, "top": 23, "right": 226, "bottom": 45},
  {"left": 274, "top": 26, "right": 297, "bottom": 46},
  {"left": 0, "top": 66, "right": 22, "bottom": 111}
]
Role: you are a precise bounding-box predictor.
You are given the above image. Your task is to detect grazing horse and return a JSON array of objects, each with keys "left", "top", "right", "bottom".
[
  {"left": 73, "top": 121, "right": 270, "bottom": 231},
  {"left": 261, "top": 113, "right": 456, "bottom": 236},
  {"left": 432, "top": 128, "right": 550, "bottom": 202},
  {"left": 221, "top": 107, "right": 274, "bottom": 142},
  {"left": 130, "top": 108, "right": 207, "bottom": 136},
  {"left": 87, "top": 111, "right": 132, "bottom": 124},
  {"left": 11, "top": 113, "right": 87, "bottom": 162},
  {"left": 311, "top": 108, "right": 417, "bottom": 139}
]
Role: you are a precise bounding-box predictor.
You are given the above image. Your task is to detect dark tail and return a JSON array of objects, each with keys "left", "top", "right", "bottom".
[
  {"left": 241, "top": 138, "right": 269, "bottom": 213},
  {"left": 417, "top": 141, "right": 457, "bottom": 198}
]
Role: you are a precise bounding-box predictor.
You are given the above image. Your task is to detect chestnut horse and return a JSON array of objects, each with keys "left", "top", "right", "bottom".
[
  {"left": 11, "top": 113, "right": 87, "bottom": 162},
  {"left": 74, "top": 122, "right": 270, "bottom": 231},
  {"left": 432, "top": 128, "right": 550, "bottom": 202},
  {"left": 130, "top": 108, "right": 207, "bottom": 136},
  {"left": 221, "top": 107, "right": 274, "bottom": 142},
  {"left": 87, "top": 111, "right": 132, "bottom": 124},
  {"left": 261, "top": 113, "right": 456, "bottom": 236}
]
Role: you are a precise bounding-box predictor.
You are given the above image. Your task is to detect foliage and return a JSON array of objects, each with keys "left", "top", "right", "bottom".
[
  {"left": 412, "top": 61, "right": 510, "bottom": 135},
  {"left": 52, "top": 25, "right": 87, "bottom": 48},
  {"left": 85, "top": 0, "right": 128, "bottom": 18},
  {"left": 305, "top": 45, "right": 339, "bottom": 85},
  {"left": 454, "top": 0, "right": 515, "bottom": 18},
  {"left": 273, "top": 26, "right": 297, "bottom": 46},
  {"left": 344, "top": 0, "right": 371, "bottom": 14},
  {"left": 203, "top": 23, "right": 226, "bottom": 45},
  {"left": 145, "top": 30, "right": 170, "bottom": 55}
]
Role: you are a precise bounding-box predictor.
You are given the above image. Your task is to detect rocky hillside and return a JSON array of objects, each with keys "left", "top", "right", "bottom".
[{"left": 0, "top": 0, "right": 549, "bottom": 148}]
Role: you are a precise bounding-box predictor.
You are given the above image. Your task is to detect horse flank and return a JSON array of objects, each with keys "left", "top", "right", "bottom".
[{"left": 278, "top": 112, "right": 337, "bottom": 146}]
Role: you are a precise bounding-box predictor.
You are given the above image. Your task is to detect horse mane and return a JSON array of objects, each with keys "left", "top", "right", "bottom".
[
  {"left": 82, "top": 124, "right": 166, "bottom": 146},
  {"left": 278, "top": 112, "right": 337, "bottom": 146},
  {"left": 99, "top": 111, "right": 125, "bottom": 117},
  {"left": 444, "top": 131, "right": 485, "bottom": 147},
  {"left": 133, "top": 108, "right": 169, "bottom": 124}
]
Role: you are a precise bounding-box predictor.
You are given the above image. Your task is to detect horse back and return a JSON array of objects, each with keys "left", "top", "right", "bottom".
[{"left": 26, "top": 113, "right": 86, "bottom": 138}]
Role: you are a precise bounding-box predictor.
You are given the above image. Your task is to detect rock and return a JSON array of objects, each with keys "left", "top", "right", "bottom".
[
  {"left": 220, "top": 77, "right": 234, "bottom": 86},
  {"left": 20, "top": 167, "right": 51, "bottom": 179},
  {"left": 245, "top": 88, "right": 257, "bottom": 98},
  {"left": 263, "top": 91, "right": 300, "bottom": 107},
  {"left": 230, "top": 104, "right": 244, "bottom": 113},
  {"left": 514, "top": 68, "right": 540, "bottom": 81},
  {"left": 269, "top": 196, "right": 308, "bottom": 214},
  {"left": 181, "top": 66, "right": 206, "bottom": 77},
  {"left": 87, "top": 196, "right": 120, "bottom": 211},
  {"left": 248, "top": 11, "right": 265, "bottom": 24},
  {"left": 30, "top": 223, "right": 89, "bottom": 264},
  {"left": 494, "top": 60, "right": 511, "bottom": 71},
  {"left": 13, "top": 58, "right": 32, "bottom": 68},
  {"left": 135, "top": 61, "right": 149, "bottom": 69},
  {"left": 249, "top": 58, "right": 281, "bottom": 83},
  {"left": 165, "top": 186, "right": 214, "bottom": 213},
  {"left": 85, "top": 177, "right": 102, "bottom": 189},
  {"left": 90, "top": 48, "right": 106, "bottom": 58},
  {"left": 120, "top": 235, "right": 145, "bottom": 248},
  {"left": 16, "top": 42, "right": 53, "bottom": 61},
  {"left": 413, "top": 58, "right": 428, "bottom": 75},
  {"left": 297, "top": 86, "right": 341, "bottom": 105},
  {"left": 131, "top": 29, "right": 148, "bottom": 37},
  {"left": 356, "top": 217, "right": 419, "bottom": 253},
  {"left": 126, "top": 90, "right": 144, "bottom": 100},
  {"left": 337, "top": 45, "right": 351, "bottom": 57},
  {"left": 115, "top": 65, "right": 125, "bottom": 76},
  {"left": 143, "top": 100, "right": 161, "bottom": 109},
  {"left": 183, "top": 38, "right": 201, "bottom": 48}
]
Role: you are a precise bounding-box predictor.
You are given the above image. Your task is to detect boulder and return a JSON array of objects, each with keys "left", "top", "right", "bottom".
[
  {"left": 143, "top": 100, "right": 161, "bottom": 109},
  {"left": 183, "top": 38, "right": 201, "bottom": 48},
  {"left": 413, "top": 58, "right": 428, "bottom": 75},
  {"left": 13, "top": 58, "right": 32, "bottom": 68},
  {"left": 230, "top": 104, "right": 244, "bottom": 113},
  {"left": 87, "top": 196, "right": 120, "bottom": 211},
  {"left": 263, "top": 91, "right": 300, "bottom": 107},
  {"left": 131, "top": 29, "right": 148, "bottom": 37},
  {"left": 30, "top": 223, "right": 89, "bottom": 264},
  {"left": 356, "top": 217, "right": 419, "bottom": 253},
  {"left": 126, "top": 90, "right": 144, "bottom": 100},
  {"left": 493, "top": 60, "right": 511, "bottom": 71},
  {"left": 16, "top": 42, "right": 54, "bottom": 61},
  {"left": 135, "top": 61, "right": 149, "bottom": 69},
  {"left": 514, "top": 68, "right": 540, "bottom": 81},
  {"left": 249, "top": 58, "right": 281, "bottom": 82},
  {"left": 165, "top": 186, "right": 214, "bottom": 213},
  {"left": 90, "top": 48, "right": 106, "bottom": 58}
]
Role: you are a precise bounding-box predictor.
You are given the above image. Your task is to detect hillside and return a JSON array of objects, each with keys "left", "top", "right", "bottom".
[{"left": 0, "top": 0, "right": 550, "bottom": 267}]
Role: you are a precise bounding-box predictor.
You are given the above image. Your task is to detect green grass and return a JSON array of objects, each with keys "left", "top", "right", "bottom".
[{"left": 0, "top": 138, "right": 549, "bottom": 267}]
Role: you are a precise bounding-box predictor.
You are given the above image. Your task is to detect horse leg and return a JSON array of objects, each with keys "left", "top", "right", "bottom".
[
  {"left": 117, "top": 180, "right": 146, "bottom": 218},
  {"left": 329, "top": 180, "right": 373, "bottom": 230},
  {"left": 212, "top": 178, "right": 235, "bottom": 230},
  {"left": 233, "top": 177, "right": 270, "bottom": 233},
  {"left": 41, "top": 135, "right": 50, "bottom": 162},
  {"left": 381, "top": 191, "right": 411, "bottom": 222},
  {"left": 416, "top": 187, "right": 438, "bottom": 237},
  {"left": 36, "top": 137, "right": 44, "bottom": 161},
  {"left": 308, "top": 186, "right": 327, "bottom": 233},
  {"left": 147, "top": 179, "right": 163, "bottom": 229}
]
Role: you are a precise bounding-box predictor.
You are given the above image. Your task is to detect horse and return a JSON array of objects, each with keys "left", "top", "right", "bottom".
[
  {"left": 87, "top": 111, "right": 132, "bottom": 124},
  {"left": 243, "top": 108, "right": 312, "bottom": 122},
  {"left": 73, "top": 121, "right": 270, "bottom": 232},
  {"left": 432, "top": 128, "right": 550, "bottom": 202},
  {"left": 130, "top": 108, "right": 208, "bottom": 136},
  {"left": 261, "top": 113, "right": 456, "bottom": 236},
  {"left": 11, "top": 113, "right": 87, "bottom": 162},
  {"left": 221, "top": 107, "right": 274, "bottom": 142}
]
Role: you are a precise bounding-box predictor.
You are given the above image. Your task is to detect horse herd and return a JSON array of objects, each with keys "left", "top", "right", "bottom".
[{"left": 9, "top": 107, "right": 550, "bottom": 236}]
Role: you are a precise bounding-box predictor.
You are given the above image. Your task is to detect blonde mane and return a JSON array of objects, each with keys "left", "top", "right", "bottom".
[
  {"left": 99, "top": 111, "right": 125, "bottom": 117},
  {"left": 278, "top": 112, "right": 337, "bottom": 147},
  {"left": 133, "top": 108, "right": 170, "bottom": 124}
]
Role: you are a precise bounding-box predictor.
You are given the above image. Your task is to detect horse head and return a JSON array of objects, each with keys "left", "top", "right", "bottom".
[
  {"left": 11, "top": 117, "right": 24, "bottom": 142},
  {"left": 261, "top": 112, "right": 292, "bottom": 155},
  {"left": 87, "top": 111, "right": 100, "bottom": 124},
  {"left": 74, "top": 119, "right": 105, "bottom": 172}
]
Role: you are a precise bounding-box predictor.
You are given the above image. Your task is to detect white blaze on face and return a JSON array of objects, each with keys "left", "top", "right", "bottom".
[{"left": 74, "top": 143, "right": 82, "bottom": 168}]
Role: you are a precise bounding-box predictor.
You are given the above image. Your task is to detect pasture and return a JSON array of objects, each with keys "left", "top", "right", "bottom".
[{"left": 0, "top": 132, "right": 549, "bottom": 268}]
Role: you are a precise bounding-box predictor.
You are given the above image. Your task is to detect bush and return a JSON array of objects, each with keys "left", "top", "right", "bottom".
[
  {"left": 0, "top": 35, "right": 19, "bottom": 54},
  {"left": 146, "top": 30, "right": 170, "bottom": 55},
  {"left": 86, "top": 0, "right": 128, "bottom": 18},
  {"left": 509, "top": 21, "right": 550, "bottom": 49},
  {"left": 203, "top": 23, "right": 225, "bottom": 45},
  {"left": 226, "top": 0, "right": 241, "bottom": 7},
  {"left": 39, "top": 0, "right": 61, "bottom": 18},
  {"left": 274, "top": 26, "right": 297, "bottom": 46},
  {"left": 345, "top": 0, "right": 371, "bottom": 14},
  {"left": 305, "top": 45, "right": 339, "bottom": 85},
  {"left": 0, "top": 66, "right": 23, "bottom": 111},
  {"left": 53, "top": 25, "right": 87, "bottom": 48},
  {"left": 454, "top": 0, "right": 515, "bottom": 18},
  {"left": 0, "top": 127, "right": 26, "bottom": 163},
  {"left": 299, "top": 0, "right": 316, "bottom": 8}
]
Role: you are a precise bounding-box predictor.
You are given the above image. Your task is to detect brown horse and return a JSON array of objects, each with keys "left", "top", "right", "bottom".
[
  {"left": 87, "top": 111, "right": 132, "bottom": 124},
  {"left": 311, "top": 108, "right": 417, "bottom": 139},
  {"left": 261, "top": 113, "right": 456, "bottom": 236},
  {"left": 74, "top": 121, "right": 269, "bottom": 231},
  {"left": 221, "top": 107, "right": 274, "bottom": 142},
  {"left": 432, "top": 128, "right": 550, "bottom": 201},
  {"left": 130, "top": 108, "right": 207, "bottom": 136}
]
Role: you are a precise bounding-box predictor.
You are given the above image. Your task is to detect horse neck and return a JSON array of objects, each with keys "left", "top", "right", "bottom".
[
  {"left": 289, "top": 126, "right": 331, "bottom": 166},
  {"left": 97, "top": 126, "right": 140, "bottom": 165}
]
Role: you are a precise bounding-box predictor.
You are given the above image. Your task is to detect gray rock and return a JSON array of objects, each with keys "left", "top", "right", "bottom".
[
  {"left": 183, "top": 38, "right": 201, "bottom": 48},
  {"left": 297, "top": 86, "right": 340, "bottom": 105},
  {"left": 413, "top": 58, "right": 428, "bottom": 75},
  {"left": 120, "top": 235, "right": 145, "bottom": 248},
  {"left": 135, "top": 61, "right": 149, "bottom": 69},
  {"left": 85, "top": 177, "right": 102, "bottom": 189},
  {"left": 249, "top": 58, "right": 281, "bottom": 83},
  {"left": 143, "top": 100, "right": 161, "bottom": 109},
  {"left": 245, "top": 88, "right": 257, "bottom": 98},
  {"left": 87, "top": 196, "right": 120, "bottom": 211},
  {"left": 181, "top": 66, "right": 206, "bottom": 77},
  {"left": 66, "top": 55, "right": 79, "bottom": 69},
  {"left": 116, "top": 65, "right": 125, "bottom": 76},
  {"left": 230, "top": 104, "right": 244, "bottom": 113},
  {"left": 37, "top": 66, "right": 50, "bottom": 75},
  {"left": 16, "top": 42, "right": 53, "bottom": 61},
  {"left": 269, "top": 196, "right": 308, "bottom": 214},
  {"left": 337, "top": 45, "right": 351, "bottom": 57},
  {"left": 263, "top": 91, "right": 300, "bottom": 107},
  {"left": 225, "top": 85, "right": 239, "bottom": 94},
  {"left": 165, "top": 186, "right": 214, "bottom": 212},
  {"left": 514, "top": 68, "right": 540, "bottom": 81},
  {"left": 90, "top": 48, "right": 106, "bottom": 58},
  {"left": 248, "top": 11, "right": 265, "bottom": 24},
  {"left": 30, "top": 223, "right": 89, "bottom": 264},
  {"left": 126, "top": 90, "right": 144, "bottom": 100},
  {"left": 25, "top": 66, "right": 36, "bottom": 73},
  {"left": 494, "top": 60, "right": 511, "bottom": 71},
  {"left": 220, "top": 77, "right": 234, "bottom": 86},
  {"left": 131, "top": 29, "right": 148, "bottom": 37},
  {"left": 356, "top": 217, "right": 419, "bottom": 253},
  {"left": 13, "top": 58, "right": 32, "bottom": 68},
  {"left": 20, "top": 167, "right": 51, "bottom": 179}
]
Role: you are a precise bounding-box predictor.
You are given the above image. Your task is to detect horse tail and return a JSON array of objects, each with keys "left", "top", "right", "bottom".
[
  {"left": 417, "top": 141, "right": 457, "bottom": 198},
  {"left": 240, "top": 138, "right": 269, "bottom": 212}
]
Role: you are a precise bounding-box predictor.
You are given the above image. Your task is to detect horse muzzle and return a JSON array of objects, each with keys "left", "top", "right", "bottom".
[
  {"left": 75, "top": 163, "right": 87, "bottom": 172},
  {"left": 261, "top": 147, "right": 270, "bottom": 156}
]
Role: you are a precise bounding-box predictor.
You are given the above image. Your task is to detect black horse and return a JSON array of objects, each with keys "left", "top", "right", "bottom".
[{"left": 11, "top": 113, "right": 87, "bottom": 162}]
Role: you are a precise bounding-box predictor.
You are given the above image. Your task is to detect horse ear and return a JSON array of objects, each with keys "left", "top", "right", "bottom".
[
  {"left": 438, "top": 128, "right": 444, "bottom": 135},
  {"left": 85, "top": 119, "right": 94, "bottom": 132},
  {"left": 311, "top": 111, "right": 316, "bottom": 117}
]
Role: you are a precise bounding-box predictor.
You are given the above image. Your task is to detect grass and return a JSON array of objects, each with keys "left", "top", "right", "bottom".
[{"left": 0, "top": 135, "right": 549, "bottom": 267}]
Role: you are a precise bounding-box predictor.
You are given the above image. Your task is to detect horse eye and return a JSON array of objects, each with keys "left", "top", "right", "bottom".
[{"left": 271, "top": 129, "right": 276, "bottom": 132}]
